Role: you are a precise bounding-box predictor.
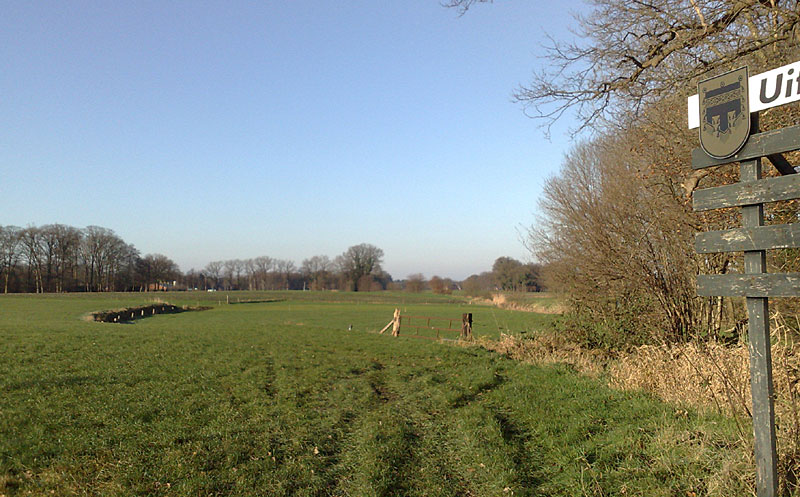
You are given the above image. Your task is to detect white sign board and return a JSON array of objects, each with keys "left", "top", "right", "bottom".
[{"left": 688, "top": 60, "right": 800, "bottom": 129}]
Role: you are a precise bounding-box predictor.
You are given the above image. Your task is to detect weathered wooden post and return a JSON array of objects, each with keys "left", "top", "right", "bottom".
[
  {"left": 741, "top": 116, "right": 779, "bottom": 497},
  {"left": 460, "top": 313, "right": 472, "bottom": 340},
  {"left": 378, "top": 308, "right": 400, "bottom": 335},
  {"left": 391, "top": 308, "right": 401, "bottom": 337},
  {"left": 689, "top": 62, "right": 800, "bottom": 497}
]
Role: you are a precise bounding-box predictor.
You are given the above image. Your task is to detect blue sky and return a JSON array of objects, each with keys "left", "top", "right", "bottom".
[{"left": 1, "top": 1, "right": 582, "bottom": 280}]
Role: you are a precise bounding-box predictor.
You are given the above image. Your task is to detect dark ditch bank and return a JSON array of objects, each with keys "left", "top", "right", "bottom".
[{"left": 89, "top": 303, "right": 211, "bottom": 323}]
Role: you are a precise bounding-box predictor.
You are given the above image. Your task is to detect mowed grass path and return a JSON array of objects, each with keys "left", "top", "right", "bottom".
[{"left": 1, "top": 293, "right": 745, "bottom": 496}]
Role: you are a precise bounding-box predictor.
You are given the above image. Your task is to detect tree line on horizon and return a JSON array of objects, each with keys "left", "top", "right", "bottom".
[
  {"left": 197, "top": 243, "right": 390, "bottom": 292},
  {"left": 0, "top": 223, "right": 543, "bottom": 295}
]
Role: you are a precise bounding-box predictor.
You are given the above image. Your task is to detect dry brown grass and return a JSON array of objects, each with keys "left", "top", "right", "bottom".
[
  {"left": 609, "top": 342, "right": 751, "bottom": 417},
  {"left": 612, "top": 313, "right": 800, "bottom": 492},
  {"left": 478, "top": 293, "right": 567, "bottom": 314},
  {"left": 474, "top": 312, "right": 800, "bottom": 495},
  {"left": 475, "top": 332, "right": 609, "bottom": 377}
]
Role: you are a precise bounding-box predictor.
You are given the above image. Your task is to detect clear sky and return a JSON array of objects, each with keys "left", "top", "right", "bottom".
[{"left": 1, "top": 0, "right": 581, "bottom": 281}]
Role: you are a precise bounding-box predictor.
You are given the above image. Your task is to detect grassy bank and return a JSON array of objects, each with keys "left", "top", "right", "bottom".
[{"left": 1, "top": 292, "right": 747, "bottom": 495}]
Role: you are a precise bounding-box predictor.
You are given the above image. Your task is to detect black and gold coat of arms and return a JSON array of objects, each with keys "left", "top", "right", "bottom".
[{"left": 699, "top": 67, "right": 750, "bottom": 159}]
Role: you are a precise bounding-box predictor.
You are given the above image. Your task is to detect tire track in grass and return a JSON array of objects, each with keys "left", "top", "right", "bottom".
[
  {"left": 436, "top": 376, "right": 543, "bottom": 496},
  {"left": 260, "top": 357, "right": 276, "bottom": 398},
  {"left": 331, "top": 356, "right": 515, "bottom": 497},
  {"left": 332, "top": 406, "right": 422, "bottom": 496},
  {"left": 491, "top": 408, "right": 546, "bottom": 492},
  {"left": 327, "top": 357, "right": 437, "bottom": 496},
  {"left": 450, "top": 371, "right": 506, "bottom": 409},
  {"left": 266, "top": 351, "right": 411, "bottom": 495},
  {"left": 403, "top": 413, "right": 483, "bottom": 497}
]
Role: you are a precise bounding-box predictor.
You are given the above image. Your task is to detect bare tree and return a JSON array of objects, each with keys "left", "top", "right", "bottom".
[
  {"left": 204, "top": 261, "right": 223, "bottom": 290},
  {"left": 530, "top": 128, "right": 725, "bottom": 343},
  {"left": 38, "top": 224, "right": 61, "bottom": 292},
  {"left": 81, "top": 226, "right": 122, "bottom": 291},
  {"left": 0, "top": 226, "right": 21, "bottom": 293},
  {"left": 405, "top": 273, "right": 427, "bottom": 293},
  {"left": 223, "top": 260, "right": 237, "bottom": 290},
  {"left": 273, "top": 259, "right": 296, "bottom": 290},
  {"left": 51, "top": 224, "right": 82, "bottom": 292},
  {"left": 232, "top": 259, "right": 246, "bottom": 290},
  {"left": 429, "top": 275, "right": 452, "bottom": 294},
  {"left": 19, "top": 226, "right": 44, "bottom": 293},
  {"left": 244, "top": 259, "right": 257, "bottom": 290},
  {"left": 115, "top": 243, "right": 140, "bottom": 291},
  {"left": 301, "top": 255, "right": 332, "bottom": 290},
  {"left": 0, "top": 222, "right": 186, "bottom": 293},
  {"left": 141, "top": 253, "right": 180, "bottom": 290},
  {"left": 184, "top": 268, "right": 201, "bottom": 290},
  {"left": 253, "top": 256, "right": 273, "bottom": 290},
  {"left": 338, "top": 243, "right": 384, "bottom": 291},
  {"left": 461, "top": 272, "right": 493, "bottom": 297},
  {"left": 442, "top": 0, "right": 490, "bottom": 16},
  {"left": 449, "top": 0, "right": 800, "bottom": 131}
]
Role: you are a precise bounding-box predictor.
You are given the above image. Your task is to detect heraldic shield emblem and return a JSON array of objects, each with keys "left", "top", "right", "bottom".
[{"left": 699, "top": 66, "right": 750, "bottom": 159}]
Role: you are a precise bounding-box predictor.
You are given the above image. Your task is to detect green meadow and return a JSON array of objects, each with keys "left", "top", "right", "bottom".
[{"left": 1, "top": 292, "right": 747, "bottom": 496}]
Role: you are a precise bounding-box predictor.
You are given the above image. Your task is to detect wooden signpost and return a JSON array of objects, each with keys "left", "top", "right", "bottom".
[{"left": 690, "top": 63, "right": 800, "bottom": 497}]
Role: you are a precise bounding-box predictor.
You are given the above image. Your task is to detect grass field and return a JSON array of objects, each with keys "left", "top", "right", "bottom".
[{"left": 1, "top": 291, "right": 748, "bottom": 496}]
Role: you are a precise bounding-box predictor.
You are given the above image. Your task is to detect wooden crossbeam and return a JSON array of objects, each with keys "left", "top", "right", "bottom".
[
  {"left": 693, "top": 174, "right": 800, "bottom": 211},
  {"left": 692, "top": 124, "right": 800, "bottom": 170},
  {"left": 695, "top": 224, "right": 800, "bottom": 253},
  {"left": 766, "top": 153, "right": 796, "bottom": 176},
  {"left": 402, "top": 324, "right": 461, "bottom": 333},
  {"left": 697, "top": 273, "right": 800, "bottom": 297}
]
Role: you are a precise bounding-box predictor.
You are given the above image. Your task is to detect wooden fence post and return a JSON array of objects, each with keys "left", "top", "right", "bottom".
[
  {"left": 391, "top": 308, "right": 401, "bottom": 337},
  {"left": 461, "top": 313, "right": 472, "bottom": 340}
]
